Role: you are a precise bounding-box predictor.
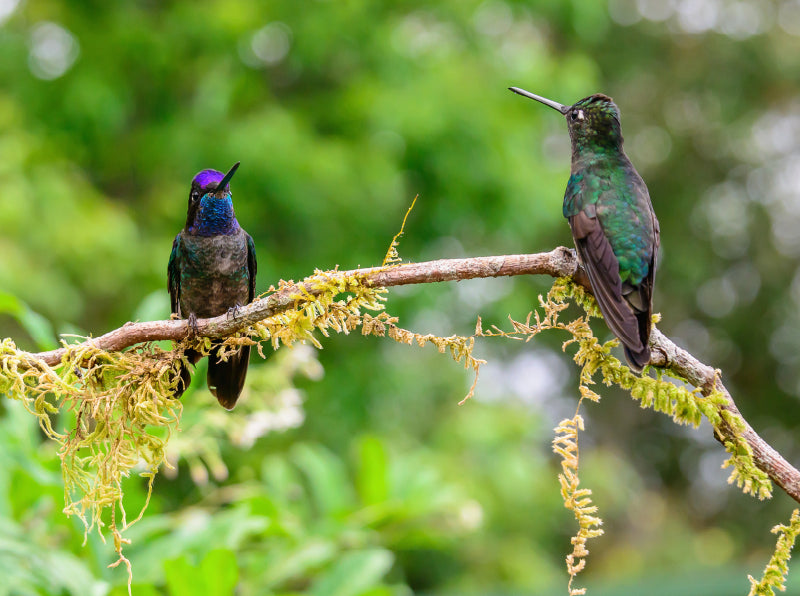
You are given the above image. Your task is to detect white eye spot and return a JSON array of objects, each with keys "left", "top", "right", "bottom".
[{"left": 577, "top": 110, "right": 585, "bottom": 120}]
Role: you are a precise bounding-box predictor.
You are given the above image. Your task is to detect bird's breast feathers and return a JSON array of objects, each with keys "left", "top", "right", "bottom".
[{"left": 180, "top": 230, "right": 250, "bottom": 277}]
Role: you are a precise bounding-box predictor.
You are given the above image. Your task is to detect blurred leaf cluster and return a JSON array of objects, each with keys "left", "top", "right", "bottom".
[{"left": 2, "top": 0, "right": 800, "bottom": 593}]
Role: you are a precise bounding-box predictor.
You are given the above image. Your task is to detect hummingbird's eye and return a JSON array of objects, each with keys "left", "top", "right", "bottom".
[{"left": 570, "top": 110, "right": 584, "bottom": 121}]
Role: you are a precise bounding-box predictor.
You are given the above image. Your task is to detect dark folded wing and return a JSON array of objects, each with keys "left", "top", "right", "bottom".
[
  {"left": 246, "top": 232, "right": 257, "bottom": 303},
  {"left": 167, "top": 234, "right": 182, "bottom": 316},
  {"left": 167, "top": 233, "right": 201, "bottom": 398},
  {"left": 569, "top": 209, "right": 645, "bottom": 354}
]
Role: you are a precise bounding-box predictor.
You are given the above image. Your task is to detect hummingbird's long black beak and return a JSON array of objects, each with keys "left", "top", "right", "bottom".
[
  {"left": 216, "top": 161, "right": 240, "bottom": 192},
  {"left": 508, "top": 87, "right": 569, "bottom": 114}
]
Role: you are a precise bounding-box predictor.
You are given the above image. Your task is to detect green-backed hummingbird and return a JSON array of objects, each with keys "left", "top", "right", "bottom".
[
  {"left": 510, "top": 87, "right": 660, "bottom": 371},
  {"left": 168, "top": 161, "right": 257, "bottom": 408}
]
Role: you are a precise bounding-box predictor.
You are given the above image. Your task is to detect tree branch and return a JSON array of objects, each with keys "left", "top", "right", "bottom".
[
  {"left": 19, "top": 247, "right": 800, "bottom": 504},
  {"left": 31, "top": 248, "right": 585, "bottom": 367}
]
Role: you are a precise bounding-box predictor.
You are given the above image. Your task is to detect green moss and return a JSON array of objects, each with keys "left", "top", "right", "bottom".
[
  {"left": 749, "top": 509, "right": 800, "bottom": 595},
  {"left": 0, "top": 260, "right": 483, "bottom": 589},
  {"left": 481, "top": 277, "right": 780, "bottom": 593}
]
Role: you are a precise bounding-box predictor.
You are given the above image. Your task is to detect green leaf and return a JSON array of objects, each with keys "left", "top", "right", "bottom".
[
  {"left": 291, "top": 443, "right": 355, "bottom": 515},
  {"left": 0, "top": 291, "right": 56, "bottom": 350},
  {"left": 262, "top": 539, "right": 338, "bottom": 586},
  {"left": 164, "top": 555, "right": 204, "bottom": 596},
  {"left": 355, "top": 435, "right": 388, "bottom": 506},
  {"left": 262, "top": 454, "right": 305, "bottom": 508},
  {"left": 310, "top": 549, "right": 394, "bottom": 596},
  {"left": 200, "top": 549, "right": 238, "bottom": 595}
]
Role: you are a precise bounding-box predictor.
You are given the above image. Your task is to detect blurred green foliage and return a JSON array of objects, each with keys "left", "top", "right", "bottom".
[{"left": 2, "top": 0, "right": 800, "bottom": 593}]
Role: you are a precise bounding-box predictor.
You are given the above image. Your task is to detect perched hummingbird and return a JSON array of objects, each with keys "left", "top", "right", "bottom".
[
  {"left": 509, "top": 87, "right": 660, "bottom": 371},
  {"left": 168, "top": 162, "right": 257, "bottom": 409}
]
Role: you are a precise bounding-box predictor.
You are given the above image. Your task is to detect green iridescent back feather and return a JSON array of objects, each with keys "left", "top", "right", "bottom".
[{"left": 563, "top": 95, "right": 655, "bottom": 286}]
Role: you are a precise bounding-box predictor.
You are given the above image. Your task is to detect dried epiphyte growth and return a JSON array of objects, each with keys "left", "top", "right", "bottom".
[
  {"left": 480, "top": 277, "right": 776, "bottom": 592},
  {"left": 0, "top": 210, "right": 485, "bottom": 588},
  {"left": 0, "top": 336, "right": 184, "bottom": 580},
  {"left": 383, "top": 195, "right": 417, "bottom": 267},
  {"left": 553, "top": 414, "right": 603, "bottom": 596},
  {"left": 749, "top": 509, "right": 800, "bottom": 596}
]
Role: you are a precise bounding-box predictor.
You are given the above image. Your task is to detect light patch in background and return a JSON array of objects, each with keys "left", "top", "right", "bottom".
[
  {"left": 477, "top": 349, "right": 571, "bottom": 422},
  {"left": 498, "top": 18, "right": 548, "bottom": 76},
  {"left": 28, "top": 22, "right": 79, "bottom": 80},
  {"left": 770, "top": 324, "right": 800, "bottom": 365},
  {"left": 693, "top": 181, "right": 751, "bottom": 258},
  {"left": 675, "top": 0, "right": 720, "bottom": 34},
  {"left": 626, "top": 0, "right": 769, "bottom": 38},
  {"left": 701, "top": 183, "right": 750, "bottom": 238},
  {"left": 789, "top": 266, "right": 800, "bottom": 307},
  {"left": 421, "top": 235, "right": 465, "bottom": 261},
  {"left": 686, "top": 439, "right": 732, "bottom": 516},
  {"left": 635, "top": 0, "right": 675, "bottom": 22},
  {"left": 608, "top": 0, "right": 642, "bottom": 25},
  {"left": 455, "top": 277, "right": 513, "bottom": 309},
  {"left": 779, "top": 0, "right": 800, "bottom": 36},
  {"left": 240, "top": 22, "right": 292, "bottom": 68},
  {"left": 744, "top": 106, "right": 800, "bottom": 256},
  {"left": 770, "top": 210, "right": 800, "bottom": 256},
  {"left": 541, "top": 129, "right": 572, "bottom": 170},
  {"left": 391, "top": 12, "right": 463, "bottom": 59},
  {"left": 0, "top": 0, "right": 19, "bottom": 26},
  {"left": 670, "top": 319, "right": 711, "bottom": 358},
  {"left": 472, "top": 0, "right": 513, "bottom": 37},
  {"left": 410, "top": 308, "right": 454, "bottom": 338},
  {"left": 629, "top": 126, "right": 672, "bottom": 167},
  {"left": 750, "top": 110, "right": 800, "bottom": 159},
  {"left": 724, "top": 261, "right": 760, "bottom": 306},
  {"left": 236, "top": 388, "right": 305, "bottom": 448},
  {"left": 696, "top": 276, "right": 736, "bottom": 318},
  {"left": 371, "top": 129, "right": 407, "bottom": 158},
  {"left": 717, "top": 1, "right": 769, "bottom": 38},
  {"left": 663, "top": 94, "right": 705, "bottom": 134},
  {"left": 772, "top": 156, "right": 800, "bottom": 209},
  {"left": 457, "top": 500, "right": 484, "bottom": 531}
]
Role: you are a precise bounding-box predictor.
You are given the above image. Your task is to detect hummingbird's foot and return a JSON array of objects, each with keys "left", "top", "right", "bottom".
[
  {"left": 187, "top": 313, "right": 199, "bottom": 336},
  {"left": 226, "top": 303, "right": 242, "bottom": 321}
]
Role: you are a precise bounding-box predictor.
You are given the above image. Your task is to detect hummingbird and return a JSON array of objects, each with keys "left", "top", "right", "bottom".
[
  {"left": 509, "top": 87, "right": 660, "bottom": 371},
  {"left": 168, "top": 161, "right": 257, "bottom": 409}
]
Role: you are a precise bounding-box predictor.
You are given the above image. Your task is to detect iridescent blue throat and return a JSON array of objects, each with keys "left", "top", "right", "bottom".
[{"left": 190, "top": 193, "right": 240, "bottom": 236}]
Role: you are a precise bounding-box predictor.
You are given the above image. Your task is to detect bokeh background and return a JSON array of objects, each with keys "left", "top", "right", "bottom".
[{"left": 1, "top": 0, "right": 800, "bottom": 594}]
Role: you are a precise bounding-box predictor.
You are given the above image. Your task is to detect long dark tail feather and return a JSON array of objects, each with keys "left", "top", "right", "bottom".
[
  {"left": 623, "top": 343, "right": 650, "bottom": 372},
  {"left": 172, "top": 348, "right": 202, "bottom": 399},
  {"left": 621, "top": 292, "right": 653, "bottom": 372},
  {"left": 207, "top": 345, "right": 251, "bottom": 410}
]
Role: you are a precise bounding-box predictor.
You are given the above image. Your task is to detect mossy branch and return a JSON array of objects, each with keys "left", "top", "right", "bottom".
[
  {"left": 4, "top": 246, "right": 800, "bottom": 594},
  {"left": 29, "top": 248, "right": 579, "bottom": 367},
  {"left": 16, "top": 247, "right": 800, "bottom": 507}
]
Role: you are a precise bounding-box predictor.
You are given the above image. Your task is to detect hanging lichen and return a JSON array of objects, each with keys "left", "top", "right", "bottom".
[
  {"left": 0, "top": 200, "right": 485, "bottom": 590},
  {"left": 749, "top": 509, "right": 800, "bottom": 596},
  {"left": 0, "top": 231, "right": 789, "bottom": 595},
  {"left": 480, "top": 277, "right": 775, "bottom": 593},
  {"left": 553, "top": 413, "right": 603, "bottom": 596}
]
